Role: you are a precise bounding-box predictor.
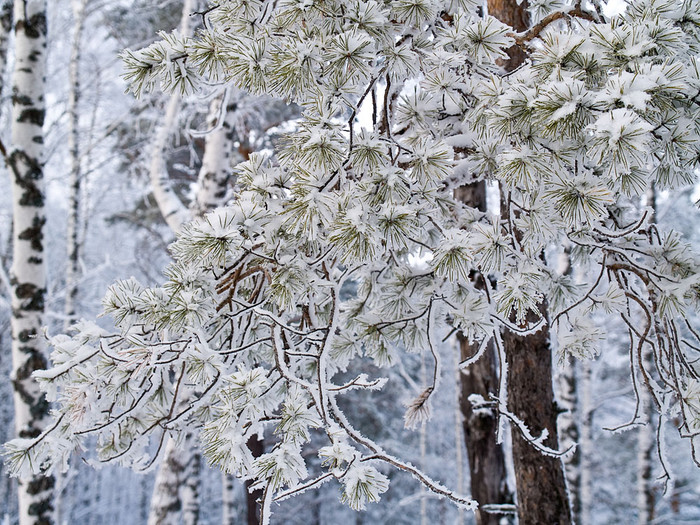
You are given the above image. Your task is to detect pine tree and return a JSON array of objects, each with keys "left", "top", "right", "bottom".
[
  {"left": 6, "top": 2, "right": 700, "bottom": 524},
  {"left": 488, "top": 2, "right": 571, "bottom": 523}
]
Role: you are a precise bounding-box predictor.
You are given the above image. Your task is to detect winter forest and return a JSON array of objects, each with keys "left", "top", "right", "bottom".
[{"left": 2, "top": 0, "right": 700, "bottom": 524}]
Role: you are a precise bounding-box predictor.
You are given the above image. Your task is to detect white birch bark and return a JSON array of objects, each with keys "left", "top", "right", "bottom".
[
  {"left": 579, "top": 360, "right": 593, "bottom": 525},
  {"left": 149, "top": 93, "right": 191, "bottom": 233},
  {"left": 419, "top": 354, "right": 428, "bottom": 525},
  {"left": 557, "top": 360, "right": 581, "bottom": 523},
  {"left": 452, "top": 337, "right": 465, "bottom": 525},
  {"left": 221, "top": 473, "right": 238, "bottom": 525},
  {"left": 7, "top": 2, "right": 53, "bottom": 524},
  {"left": 192, "top": 92, "right": 237, "bottom": 215},
  {"left": 0, "top": 6, "right": 14, "bottom": 517},
  {"left": 148, "top": 439, "right": 184, "bottom": 525},
  {"left": 56, "top": 5, "right": 89, "bottom": 521},
  {"left": 150, "top": 93, "right": 237, "bottom": 521},
  {"left": 147, "top": 2, "right": 199, "bottom": 522},
  {"left": 636, "top": 380, "right": 655, "bottom": 525},
  {"left": 63, "top": 0, "right": 88, "bottom": 330},
  {"left": 556, "top": 245, "right": 582, "bottom": 523},
  {"left": 180, "top": 432, "right": 201, "bottom": 525},
  {"left": 147, "top": 0, "right": 195, "bottom": 234}
]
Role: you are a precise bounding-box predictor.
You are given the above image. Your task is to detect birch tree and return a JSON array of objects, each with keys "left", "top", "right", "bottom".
[
  {"left": 5, "top": 1, "right": 53, "bottom": 524},
  {"left": 144, "top": 3, "right": 201, "bottom": 523},
  {"left": 147, "top": 87, "right": 269, "bottom": 523},
  {"left": 56, "top": 5, "right": 90, "bottom": 520},
  {"left": 556, "top": 244, "right": 583, "bottom": 524},
  {"left": 145, "top": 5, "right": 276, "bottom": 520},
  {"left": 64, "top": 0, "right": 89, "bottom": 330}
]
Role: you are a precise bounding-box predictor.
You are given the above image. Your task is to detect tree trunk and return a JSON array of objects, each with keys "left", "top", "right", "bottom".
[
  {"left": 8, "top": 2, "right": 54, "bottom": 524},
  {"left": 149, "top": 90, "right": 240, "bottom": 523},
  {"left": 636, "top": 381, "right": 655, "bottom": 525},
  {"left": 460, "top": 336, "right": 513, "bottom": 524},
  {"left": 419, "top": 355, "right": 429, "bottom": 525},
  {"left": 503, "top": 312, "right": 571, "bottom": 525},
  {"left": 556, "top": 246, "right": 582, "bottom": 523},
  {"left": 148, "top": 439, "right": 185, "bottom": 525},
  {"left": 0, "top": 1, "right": 14, "bottom": 518},
  {"left": 637, "top": 186, "right": 658, "bottom": 524},
  {"left": 454, "top": 183, "right": 513, "bottom": 525},
  {"left": 192, "top": 93, "right": 238, "bottom": 215},
  {"left": 244, "top": 435, "right": 264, "bottom": 525},
  {"left": 579, "top": 361, "right": 593, "bottom": 525},
  {"left": 63, "top": 0, "right": 88, "bottom": 330},
  {"left": 221, "top": 473, "right": 238, "bottom": 525},
  {"left": 146, "top": 2, "right": 202, "bottom": 522},
  {"left": 56, "top": 5, "right": 89, "bottom": 522},
  {"left": 486, "top": 1, "right": 572, "bottom": 523},
  {"left": 452, "top": 339, "right": 466, "bottom": 525},
  {"left": 557, "top": 359, "right": 581, "bottom": 523},
  {"left": 181, "top": 433, "right": 202, "bottom": 525},
  {"left": 147, "top": 0, "right": 195, "bottom": 234}
]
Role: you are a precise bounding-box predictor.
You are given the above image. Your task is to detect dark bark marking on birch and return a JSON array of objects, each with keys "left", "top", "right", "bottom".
[
  {"left": 18, "top": 215, "right": 46, "bottom": 251},
  {"left": 27, "top": 495, "right": 54, "bottom": 521},
  {"left": 26, "top": 475, "right": 55, "bottom": 525},
  {"left": 14, "top": 352, "right": 49, "bottom": 381},
  {"left": 26, "top": 474, "right": 55, "bottom": 495},
  {"left": 13, "top": 353, "right": 50, "bottom": 421},
  {"left": 18, "top": 107, "right": 45, "bottom": 126},
  {"left": 14, "top": 281, "right": 45, "bottom": 311},
  {"left": 16, "top": 12, "right": 47, "bottom": 39},
  {"left": 17, "top": 327, "right": 39, "bottom": 342},
  {"left": 11, "top": 2, "right": 54, "bottom": 524},
  {"left": 9, "top": 149, "right": 44, "bottom": 206},
  {"left": 12, "top": 90, "right": 33, "bottom": 106}
]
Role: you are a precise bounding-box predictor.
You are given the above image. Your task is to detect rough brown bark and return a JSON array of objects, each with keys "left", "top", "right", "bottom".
[
  {"left": 487, "top": 0, "right": 529, "bottom": 71},
  {"left": 460, "top": 337, "right": 513, "bottom": 524},
  {"left": 454, "top": 183, "right": 513, "bottom": 525},
  {"left": 504, "top": 311, "right": 571, "bottom": 525},
  {"left": 245, "top": 436, "right": 264, "bottom": 525},
  {"left": 487, "top": 1, "right": 572, "bottom": 524}
]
